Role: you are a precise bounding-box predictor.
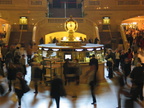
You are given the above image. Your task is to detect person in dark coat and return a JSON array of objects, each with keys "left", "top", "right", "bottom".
[
  {"left": 85, "top": 54, "right": 99, "bottom": 105},
  {"left": 52, "top": 37, "right": 58, "bottom": 43},
  {"left": 130, "top": 63, "right": 144, "bottom": 101},
  {"left": 5, "top": 49, "right": 13, "bottom": 68},
  {"left": 31, "top": 63, "right": 42, "bottom": 94},
  {"left": 106, "top": 58, "right": 114, "bottom": 79},
  {"left": 89, "top": 54, "right": 99, "bottom": 71},
  {"left": 115, "top": 71, "right": 125, "bottom": 108},
  {"left": 119, "top": 50, "right": 126, "bottom": 71},
  {"left": 105, "top": 49, "right": 116, "bottom": 69},
  {"left": 20, "top": 54, "right": 27, "bottom": 78},
  {"left": 63, "top": 59, "right": 70, "bottom": 85},
  {"left": 50, "top": 74, "right": 66, "bottom": 108},
  {"left": 7, "top": 62, "right": 18, "bottom": 91},
  {"left": 127, "top": 35, "right": 133, "bottom": 47},
  {"left": 94, "top": 37, "right": 99, "bottom": 44},
  {"left": 123, "top": 58, "right": 131, "bottom": 84},
  {"left": 39, "top": 37, "right": 44, "bottom": 44},
  {"left": 125, "top": 48, "right": 133, "bottom": 64},
  {"left": 13, "top": 72, "right": 24, "bottom": 108},
  {"left": 72, "top": 59, "right": 82, "bottom": 85}
]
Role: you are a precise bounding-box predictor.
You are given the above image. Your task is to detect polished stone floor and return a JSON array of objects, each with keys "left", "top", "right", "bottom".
[{"left": 0, "top": 66, "right": 144, "bottom": 108}]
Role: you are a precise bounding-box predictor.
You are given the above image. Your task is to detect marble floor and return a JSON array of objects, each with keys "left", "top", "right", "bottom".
[{"left": 0, "top": 66, "right": 144, "bottom": 108}]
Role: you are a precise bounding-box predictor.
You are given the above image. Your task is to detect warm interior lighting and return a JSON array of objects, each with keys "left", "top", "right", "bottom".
[
  {"left": 75, "top": 37, "right": 80, "bottom": 41},
  {"left": 62, "top": 37, "right": 68, "bottom": 41},
  {"left": 75, "top": 49, "right": 83, "bottom": 51},
  {"left": 96, "top": 48, "right": 101, "bottom": 50},
  {"left": 132, "top": 22, "right": 137, "bottom": 25},
  {"left": 19, "top": 17, "right": 28, "bottom": 24},
  {"left": 44, "top": 48, "right": 49, "bottom": 51},
  {"left": 52, "top": 49, "right": 59, "bottom": 51},
  {"left": 87, "top": 48, "right": 93, "bottom": 51},
  {"left": 39, "top": 47, "right": 42, "bottom": 50}
]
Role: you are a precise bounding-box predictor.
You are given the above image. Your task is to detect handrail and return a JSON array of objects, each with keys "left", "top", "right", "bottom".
[{"left": 120, "top": 24, "right": 129, "bottom": 50}]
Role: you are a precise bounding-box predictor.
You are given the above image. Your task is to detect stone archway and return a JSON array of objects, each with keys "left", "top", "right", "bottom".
[
  {"left": 0, "top": 18, "right": 11, "bottom": 45},
  {"left": 122, "top": 16, "right": 144, "bottom": 30},
  {"left": 120, "top": 16, "right": 144, "bottom": 50}
]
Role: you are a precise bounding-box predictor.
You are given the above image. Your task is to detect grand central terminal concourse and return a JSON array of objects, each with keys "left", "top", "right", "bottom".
[{"left": 1, "top": 0, "right": 144, "bottom": 108}]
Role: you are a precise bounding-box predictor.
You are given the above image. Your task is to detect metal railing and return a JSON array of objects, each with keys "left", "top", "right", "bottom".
[{"left": 120, "top": 24, "right": 129, "bottom": 50}]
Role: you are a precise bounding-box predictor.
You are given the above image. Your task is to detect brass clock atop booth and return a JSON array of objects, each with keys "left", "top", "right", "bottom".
[{"left": 64, "top": 16, "right": 78, "bottom": 41}]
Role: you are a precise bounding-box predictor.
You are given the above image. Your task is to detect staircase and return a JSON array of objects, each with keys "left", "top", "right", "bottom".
[{"left": 99, "top": 32, "right": 121, "bottom": 50}]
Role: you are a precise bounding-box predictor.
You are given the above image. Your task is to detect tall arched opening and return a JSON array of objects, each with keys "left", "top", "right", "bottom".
[
  {"left": 120, "top": 16, "right": 144, "bottom": 50},
  {"left": 0, "top": 18, "right": 11, "bottom": 45}
]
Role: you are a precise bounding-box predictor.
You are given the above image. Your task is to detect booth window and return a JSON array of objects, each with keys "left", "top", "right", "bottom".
[
  {"left": 89, "top": 0, "right": 100, "bottom": 5},
  {"left": 31, "top": 0, "right": 42, "bottom": 5},
  {"left": 118, "top": 0, "right": 140, "bottom": 5},
  {"left": 0, "top": 0, "right": 12, "bottom": 4},
  {"left": 52, "top": 0, "right": 76, "bottom": 8}
]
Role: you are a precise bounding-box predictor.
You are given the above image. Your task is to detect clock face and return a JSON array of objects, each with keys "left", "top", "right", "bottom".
[{"left": 66, "top": 21, "right": 76, "bottom": 31}]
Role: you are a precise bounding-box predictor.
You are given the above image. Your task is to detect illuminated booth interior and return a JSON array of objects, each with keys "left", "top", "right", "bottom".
[
  {"left": 38, "top": 17, "right": 105, "bottom": 81},
  {"left": 38, "top": 16, "right": 104, "bottom": 63}
]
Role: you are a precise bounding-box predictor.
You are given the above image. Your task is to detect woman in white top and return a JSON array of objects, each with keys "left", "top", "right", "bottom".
[{"left": 114, "top": 50, "right": 120, "bottom": 70}]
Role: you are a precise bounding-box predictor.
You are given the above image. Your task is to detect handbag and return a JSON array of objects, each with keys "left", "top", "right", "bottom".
[
  {"left": 10, "top": 93, "right": 18, "bottom": 102},
  {"left": 59, "top": 84, "right": 66, "bottom": 97},
  {"left": 18, "top": 78, "right": 30, "bottom": 93}
]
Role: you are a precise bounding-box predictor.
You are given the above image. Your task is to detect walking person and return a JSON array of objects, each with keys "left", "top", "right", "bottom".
[
  {"left": 13, "top": 72, "right": 24, "bottom": 108},
  {"left": 49, "top": 74, "right": 66, "bottom": 108},
  {"left": 7, "top": 62, "right": 17, "bottom": 91},
  {"left": 114, "top": 49, "right": 120, "bottom": 70},
  {"left": 26, "top": 45, "right": 33, "bottom": 65},
  {"left": 20, "top": 54, "right": 27, "bottom": 79},
  {"left": 63, "top": 59, "right": 70, "bottom": 85},
  {"left": 31, "top": 62, "right": 42, "bottom": 94},
  {"left": 106, "top": 58, "right": 114, "bottom": 79},
  {"left": 130, "top": 63, "right": 144, "bottom": 101},
  {"left": 115, "top": 71, "right": 125, "bottom": 108},
  {"left": 72, "top": 59, "right": 82, "bottom": 85},
  {"left": 85, "top": 54, "right": 98, "bottom": 105},
  {"left": 123, "top": 58, "right": 131, "bottom": 84}
]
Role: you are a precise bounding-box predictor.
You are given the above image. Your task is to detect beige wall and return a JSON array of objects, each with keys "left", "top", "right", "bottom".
[{"left": 83, "top": 0, "right": 144, "bottom": 32}]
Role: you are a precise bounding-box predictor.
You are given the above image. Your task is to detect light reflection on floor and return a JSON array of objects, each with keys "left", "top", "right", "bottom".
[{"left": 0, "top": 65, "right": 144, "bottom": 108}]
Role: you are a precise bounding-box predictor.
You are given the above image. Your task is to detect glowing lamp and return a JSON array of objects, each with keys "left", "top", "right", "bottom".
[
  {"left": 87, "top": 48, "right": 93, "bottom": 51},
  {"left": 52, "top": 49, "right": 59, "bottom": 51},
  {"left": 75, "top": 49, "right": 83, "bottom": 51}
]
